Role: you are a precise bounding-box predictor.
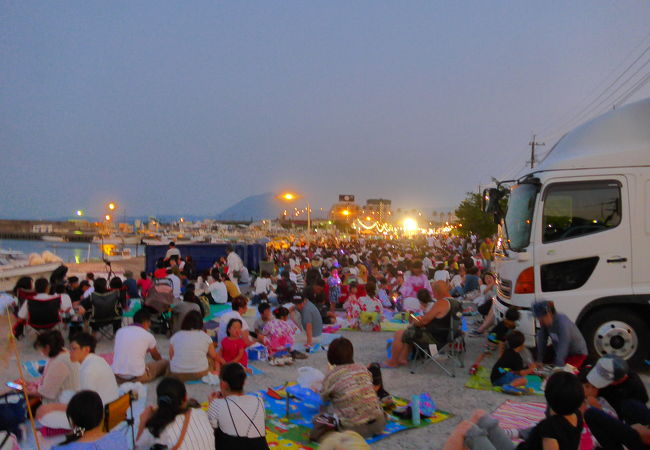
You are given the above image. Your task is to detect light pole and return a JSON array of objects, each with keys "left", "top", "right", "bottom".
[{"left": 278, "top": 192, "right": 311, "bottom": 234}]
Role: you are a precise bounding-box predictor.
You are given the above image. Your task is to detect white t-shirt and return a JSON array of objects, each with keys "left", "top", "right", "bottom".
[
  {"left": 18, "top": 293, "right": 70, "bottom": 319},
  {"left": 136, "top": 408, "right": 214, "bottom": 450},
  {"left": 165, "top": 247, "right": 181, "bottom": 259},
  {"left": 209, "top": 282, "right": 228, "bottom": 304},
  {"left": 217, "top": 310, "right": 249, "bottom": 344},
  {"left": 208, "top": 395, "right": 266, "bottom": 439},
  {"left": 169, "top": 330, "right": 213, "bottom": 373},
  {"left": 227, "top": 252, "right": 244, "bottom": 275},
  {"left": 433, "top": 270, "right": 450, "bottom": 282},
  {"left": 167, "top": 274, "right": 181, "bottom": 299},
  {"left": 112, "top": 325, "right": 157, "bottom": 377},
  {"left": 254, "top": 277, "right": 273, "bottom": 295},
  {"left": 80, "top": 353, "right": 119, "bottom": 404}
]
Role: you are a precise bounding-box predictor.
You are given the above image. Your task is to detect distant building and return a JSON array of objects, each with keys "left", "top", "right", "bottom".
[
  {"left": 328, "top": 196, "right": 361, "bottom": 221},
  {"left": 363, "top": 199, "right": 392, "bottom": 222}
]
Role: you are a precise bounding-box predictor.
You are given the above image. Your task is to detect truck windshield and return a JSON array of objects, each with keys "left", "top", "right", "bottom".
[{"left": 504, "top": 183, "right": 538, "bottom": 251}]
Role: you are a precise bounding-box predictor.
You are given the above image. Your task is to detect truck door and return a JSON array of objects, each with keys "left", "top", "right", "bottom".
[{"left": 534, "top": 177, "right": 632, "bottom": 321}]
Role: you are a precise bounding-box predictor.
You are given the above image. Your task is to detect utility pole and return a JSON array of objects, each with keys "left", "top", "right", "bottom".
[{"left": 529, "top": 134, "right": 545, "bottom": 169}]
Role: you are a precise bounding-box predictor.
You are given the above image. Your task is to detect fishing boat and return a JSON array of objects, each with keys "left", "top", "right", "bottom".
[{"left": 41, "top": 235, "right": 66, "bottom": 242}]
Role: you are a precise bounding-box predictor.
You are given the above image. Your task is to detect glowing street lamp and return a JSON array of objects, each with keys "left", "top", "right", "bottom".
[
  {"left": 342, "top": 209, "right": 350, "bottom": 216},
  {"left": 105, "top": 214, "right": 112, "bottom": 221},
  {"left": 76, "top": 210, "right": 84, "bottom": 217},
  {"left": 403, "top": 217, "right": 418, "bottom": 233},
  {"left": 107, "top": 202, "right": 117, "bottom": 211},
  {"left": 278, "top": 192, "right": 312, "bottom": 233}
]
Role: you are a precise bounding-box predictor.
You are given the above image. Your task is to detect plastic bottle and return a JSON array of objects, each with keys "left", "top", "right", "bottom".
[{"left": 411, "top": 394, "right": 421, "bottom": 425}]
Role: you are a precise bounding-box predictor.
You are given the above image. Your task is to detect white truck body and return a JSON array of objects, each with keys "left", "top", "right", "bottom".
[{"left": 492, "top": 97, "right": 650, "bottom": 365}]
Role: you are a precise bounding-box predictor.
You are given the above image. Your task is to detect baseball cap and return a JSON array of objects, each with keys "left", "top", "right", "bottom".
[
  {"left": 532, "top": 300, "right": 551, "bottom": 318},
  {"left": 586, "top": 355, "right": 629, "bottom": 389}
]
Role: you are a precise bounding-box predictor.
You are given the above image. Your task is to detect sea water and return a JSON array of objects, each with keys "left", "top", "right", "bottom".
[{"left": 0, "top": 239, "right": 142, "bottom": 264}]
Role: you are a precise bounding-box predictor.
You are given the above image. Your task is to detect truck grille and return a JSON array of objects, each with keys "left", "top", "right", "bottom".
[{"left": 497, "top": 276, "right": 512, "bottom": 299}]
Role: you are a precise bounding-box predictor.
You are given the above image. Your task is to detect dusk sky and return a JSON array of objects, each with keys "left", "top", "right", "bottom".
[{"left": 2, "top": 2, "right": 650, "bottom": 220}]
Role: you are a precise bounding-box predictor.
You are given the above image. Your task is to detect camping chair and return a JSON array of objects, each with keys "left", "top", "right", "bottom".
[
  {"left": 103, "top": 390, "right": 137, "bottom": 447},
  {"left": 88, "top": 291, "right": 122, "bottom": 340},
  {"left": 26, "top": 296, "right": 62, "bottom": 334},
  {"left": 409, "top": 298, "right": 466, "bottom": 377}
]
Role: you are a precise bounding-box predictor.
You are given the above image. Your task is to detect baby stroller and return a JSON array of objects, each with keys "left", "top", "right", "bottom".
[{"left": 142, "top": 278, "right": 174, "bottom": 336}]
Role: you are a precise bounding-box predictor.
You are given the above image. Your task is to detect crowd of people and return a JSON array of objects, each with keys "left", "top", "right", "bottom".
[{"left": 2, "top": 236, "right": 648, "bottom": 449}]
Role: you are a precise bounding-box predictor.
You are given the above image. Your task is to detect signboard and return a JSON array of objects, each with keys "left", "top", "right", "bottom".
[{"left": 339, "top": 194, "right": 355, "bottom": 202}]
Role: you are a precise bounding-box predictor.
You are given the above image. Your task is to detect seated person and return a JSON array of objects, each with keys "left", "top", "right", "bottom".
[
  {"left": 136, "top": 377, "right": 214, "bottom": 449},
  {"left": 349, "top": 282, "right": 383, "bottom": 331},
  {"left": 253, "top": 303, "right": 272, "bottom": 337},
  {"left": 52, "top": 391, "right": 128, "bottom": 449},
  {"left": 208, "top": 363, "right": 268, "bottom": 449},
  {"left": 171, "top": 285, "right": 202, "bottom": 334},
  {"left": 81, "top": 278, "right": 122, "bottom": 335},
  {"left": 469, "top": 306, "right": 520, "bottom": 374},
  {"left": 533, "top": 300, "right": 588, "bottom": 369},
  {"left": 217, "top": 296, "right": 252, "bottom": 345},
  {"left": 490, "top": 331, "right": 536, "bottom": 394},
  {"left": 29, "top": 330, "right": 80, "bottom": 430},
  {"left": 112, "top": 309, "right": 169, "bottom": 384},
  {"left": 219, "top": 319, "right": 252, "bottom": 374},
  {"left": 262, "top": 306, "right": 298, "bottom": 366},
  {"left": 342, "top": 282, "right": 359, "bottom": 314},
  {"left": 443, "top": 372, "right": 584, "bottom": 450},
  {"left": 18, "top": 277, "right": 71, "bottom": 324},
  {"left": 318, "top": 338, "right": 386, "bottom": 439},
  {"left": 383, "top": 282, "right": 451, "bottom": 368},
  {"left": 69, "top": 333, "right": 119, "bottom": 405},
  {"left": 169, "top": 311, "right": 224, "bottom": 381},
  {"left": 293, "top": 294, "right": 323, "bottom": 350}
]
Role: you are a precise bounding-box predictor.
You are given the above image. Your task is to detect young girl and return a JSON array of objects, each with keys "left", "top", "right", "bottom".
[
  {"left": 262, "top": 306, "right": 298, "bottom": 366},
  {"left": 350, "top": 283, "right": 384, "bottom": 332},
  {"left": 220, "top": 319, "right": 252, "bottom": 374},
  {"left": 328, "top": 269, "right": 342, "bottom": 306},
  {"left": 342, "top": 282, "right": 359, "bottom": 316}
]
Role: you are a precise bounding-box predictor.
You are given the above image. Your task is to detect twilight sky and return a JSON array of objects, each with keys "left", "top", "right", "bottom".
[{"left": 2, "top": 1, "right": 650, "bottom": 219}]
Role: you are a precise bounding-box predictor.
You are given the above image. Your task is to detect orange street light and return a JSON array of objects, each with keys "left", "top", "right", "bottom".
[
  {"left": 107, "top": 202, "right": 117, "bottom": 211},
  {"left": 279, "top": 192, "right": 297, "bottom": 201},
  {"left": 342, "top": 209, "right": 350, "bottom": 216},
  {"left": 105, "top": 214, "right": 112, "bottom": 221}
]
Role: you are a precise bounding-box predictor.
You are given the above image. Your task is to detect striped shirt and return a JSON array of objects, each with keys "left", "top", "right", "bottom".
[
  {"left": 136, "top": 408, "right": 214, "bottom": 450},
  {"left": 320, "top": 364, "right": 384, "bottom": 428},
  {"left": 208, "top": 395, "right": 266, "bottom": 439}
]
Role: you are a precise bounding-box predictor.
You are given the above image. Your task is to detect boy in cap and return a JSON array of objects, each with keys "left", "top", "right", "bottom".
[{"left": 586, "top": 355, "right": 649, "bottom": 425}]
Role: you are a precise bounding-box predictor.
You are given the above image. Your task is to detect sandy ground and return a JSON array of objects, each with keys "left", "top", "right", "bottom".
[{"left": 0, "top": 318, "right": 551, "bottom": 449}]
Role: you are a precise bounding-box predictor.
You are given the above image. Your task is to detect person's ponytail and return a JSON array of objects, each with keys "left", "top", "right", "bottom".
[{"left": 146, "top": 378, "right": 187, "bottom": 438}]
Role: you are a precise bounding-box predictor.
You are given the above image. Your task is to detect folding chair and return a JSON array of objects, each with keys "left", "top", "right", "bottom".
[
  {"left": 103, "top": 390, "right": 137, "bottom": 447},
  {"left": 88, "top": 291, "right": 122, "bottom": 340},
  {"left": 409, "top": 298, "right": 466, "bottom": 377},
  {"left": 26, "top": 296, "right": 62, "bottom": 334}
]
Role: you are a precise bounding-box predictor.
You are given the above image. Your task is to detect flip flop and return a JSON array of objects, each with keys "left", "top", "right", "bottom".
[{"left": 379, "top": 361, "right": 401, "bottom": 369}]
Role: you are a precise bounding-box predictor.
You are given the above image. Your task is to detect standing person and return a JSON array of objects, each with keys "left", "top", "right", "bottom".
[
  {"left": 169, "top": 311, "right": 225, "bottom": 381},
  {"left": 164, "top": 241, "right": 181, "bottom": 261},
  {"left": 479, "top": 238, "right": 493, "bottom": 271},
  {"left": 533, "top": 301, "right": 588, "bottom": 369},
  {"left": 52, "top": 391, "right": 128, "bottom": 449},
  {"left": 226, "top": 246, "right": 244, "bottom": 283},
  {"left": 293, "top": 295, "right": 323, "bottom": 350},
  {"left": 69, "top": 333, "right": 119, "bottom": 405},
  {"left": 137, "top": 272, "right": 153, "bottom": 299},
  {"left": 207, "top": 363, "right": 269, "bottom": 449},
  {"left": 123, "top": 271, "right": 139, "bottom": 300},
  {"left": 136, "top": 377, "right": 214, "bottom": 450},
  {"left": 317, "top": 338, "right": 385, "bottom": 439},
  {"left": 112, "top": 309, "right": 169, "bottom": 384}
]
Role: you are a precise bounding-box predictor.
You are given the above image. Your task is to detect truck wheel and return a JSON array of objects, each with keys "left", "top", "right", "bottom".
[{"left": 581, "top": 308, "right": 649, "bottom": 367}]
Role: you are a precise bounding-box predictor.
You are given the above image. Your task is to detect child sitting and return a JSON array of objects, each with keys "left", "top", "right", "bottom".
[
  {"left": 262, "top": 306, "right": 298, "bottom": 366},
  {"left": 349, "top": 283, "right": 384, "bottom": 332},
  {"left": 490, "top": 330, "right": 536, "bottom": 394},
  {"left": 219, "top": 318, "right": 252, "bottom": 374},
  {"left": 367, "top": 362, "right": 394, "bottom": 407},
  {"left": 342, "top": 282, "right": 359, "bottom": 315},
  {"left": 253, "top": 302, "right": 272, "bottom": 338},
  {"left": 469, "top": 306, "right": 520, "bottom": 375}
]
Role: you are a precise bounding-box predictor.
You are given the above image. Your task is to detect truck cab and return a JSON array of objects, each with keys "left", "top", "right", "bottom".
[{"left": 487, "top": 98, "right": 650, "bottom": 366}]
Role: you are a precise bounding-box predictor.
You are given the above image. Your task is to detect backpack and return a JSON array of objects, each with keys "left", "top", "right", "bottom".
[
  {"left": 144, "top": 278, "right": 174, "bottom": 313},
  {"left": 0, "top": 393, "right": 26, "bottom": 440}
]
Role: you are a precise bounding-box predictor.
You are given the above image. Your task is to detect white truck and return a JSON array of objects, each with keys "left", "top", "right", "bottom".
[{"left": 484, "top": 97, "right": 650, "bottom": 366}]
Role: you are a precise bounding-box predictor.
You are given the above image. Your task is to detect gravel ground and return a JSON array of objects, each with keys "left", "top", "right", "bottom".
[{"left": 6, "top": 313, "right": 649, "bottom": 450}]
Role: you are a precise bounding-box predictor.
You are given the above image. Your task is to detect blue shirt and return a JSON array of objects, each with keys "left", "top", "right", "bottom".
[{"left": 52, "top": 431, "right": 128, "bottom": 450}]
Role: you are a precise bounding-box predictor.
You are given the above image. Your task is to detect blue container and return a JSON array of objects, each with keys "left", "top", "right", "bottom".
[{"left": 411, "top": 394, "right": 421, "bottom": 425}]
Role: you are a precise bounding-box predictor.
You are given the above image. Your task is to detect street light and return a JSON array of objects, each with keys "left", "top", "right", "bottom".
[
  {"left": 76, "top": 210, "right": 84, "bottom": 217},
  {"left": 278, "top": 192, "right": 311, "bottom": 233},
  {"left": 105, "top": 214, "right": 112, "bottom": 221},
  {"left": 107, "top": 202, "right": 117, "bottom": 211}
]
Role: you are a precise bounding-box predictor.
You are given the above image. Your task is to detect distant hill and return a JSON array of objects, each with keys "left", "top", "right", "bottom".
[{"left": 215, "top": 192, "right": 283, "bottom": 221}]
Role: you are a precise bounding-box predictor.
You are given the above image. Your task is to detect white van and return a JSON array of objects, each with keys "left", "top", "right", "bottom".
[{"left": 484, "top": 97, "right": 650, "bottom": 366}]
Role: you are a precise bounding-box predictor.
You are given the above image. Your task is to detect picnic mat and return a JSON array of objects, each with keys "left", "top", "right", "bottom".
[
  {"left": 259, "top": 382, "right": 453, "bottom": 448},
  {"left": 465, "top": 366, "right": 544, "bottom": 395},
  {"left": 490, "top": 400, "right": 595, "bottom": 449}
]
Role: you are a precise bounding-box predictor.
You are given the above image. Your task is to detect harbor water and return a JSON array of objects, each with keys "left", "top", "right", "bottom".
[{"left": 0, "top": 239, "right": 143, "bottom": 264}]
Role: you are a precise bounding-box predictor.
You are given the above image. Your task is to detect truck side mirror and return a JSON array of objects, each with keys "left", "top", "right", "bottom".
[{"left": 483, "top": 188, "right": 504, "bottom": 224}]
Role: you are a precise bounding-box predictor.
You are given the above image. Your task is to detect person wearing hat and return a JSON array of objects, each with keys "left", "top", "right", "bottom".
[
  {"left": 532, "top": 300, "right": 588, "bottom": 369},
  {"left": 586, "top": 355, "right": 649, "bottom": 425},
  {"left": 584, "top": 358, "right": 650, "bottom": 450}
]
